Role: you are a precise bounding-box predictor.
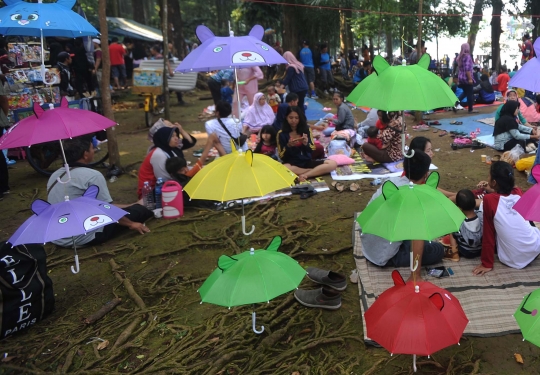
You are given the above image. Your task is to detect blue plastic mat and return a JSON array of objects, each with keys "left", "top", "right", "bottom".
[
  {"left": 305, "top": 97, "right": 328, "bottom": 121},
  {"left": 429, "top": 112, "right": 495, "bottom": 136}
]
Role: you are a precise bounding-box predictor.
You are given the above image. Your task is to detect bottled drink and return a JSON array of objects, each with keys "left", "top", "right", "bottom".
[
  {"left": 142, "top": 181, "right": 155, "bottom": 210},
  {"left": 155, "top": 178, "right": 164, "bottom": 209}
]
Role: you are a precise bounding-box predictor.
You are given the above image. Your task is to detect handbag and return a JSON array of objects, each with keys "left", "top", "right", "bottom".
[{"left": 217, "top": 118, "right": 247, "bottom": 148}]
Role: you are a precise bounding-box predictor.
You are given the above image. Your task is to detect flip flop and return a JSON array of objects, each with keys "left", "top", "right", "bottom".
[
  {"left": 334, "top": 182, "right": 345, "bottom": 192},
  {"left": 349, "top": 182, "right": 360, "bottom": 192},
  {"left": 439, "top": 130, "right": 448, "bottom": 137},
  {"left": 291, "top": 185, "right": 314, "bottom": 195},
  {"left": 429, "top": 121, "right": 441, "bottom": 125}
]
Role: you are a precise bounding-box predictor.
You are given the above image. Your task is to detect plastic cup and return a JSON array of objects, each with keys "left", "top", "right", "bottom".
[
  {"left": 481, "top": 155, "right": 487, "bottom": 162},
  {"left": 486, "top": 155, "right": 492, "bottom": 164}
]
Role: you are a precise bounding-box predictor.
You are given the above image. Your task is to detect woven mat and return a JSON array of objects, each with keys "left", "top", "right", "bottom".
[
  {"left": 477, "top": 117, "right": 495, "bottom": 126},
  {"left": 353, "top": 213, "right": 540, "bottom": 344}
]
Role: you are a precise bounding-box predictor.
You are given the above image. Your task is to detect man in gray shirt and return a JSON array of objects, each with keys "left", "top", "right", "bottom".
[
  {"left": 360, "top": 150, "right": 444, "bottom": 281},
  {"left": 47, "top": 136, "right": 153, "bottom": 247}
]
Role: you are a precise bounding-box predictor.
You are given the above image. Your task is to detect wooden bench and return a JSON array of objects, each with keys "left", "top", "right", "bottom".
[{"left": 138, "top": 60, "right": 197, "bottom": 93}]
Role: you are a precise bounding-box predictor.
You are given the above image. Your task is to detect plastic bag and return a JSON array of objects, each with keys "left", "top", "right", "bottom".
[
  {"left": 501, "top": 144, "right": 525, "bottom": 166},
  {"left": 327, "top": 139, "right": 351, "bottom": 157}
]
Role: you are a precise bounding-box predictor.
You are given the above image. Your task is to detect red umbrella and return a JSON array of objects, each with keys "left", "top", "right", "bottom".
[{"left": 365, "top": 271, "right": 468, "bottom": 372}]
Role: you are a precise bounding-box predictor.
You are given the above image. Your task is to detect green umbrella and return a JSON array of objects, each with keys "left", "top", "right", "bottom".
[
  {"left": 346, "top": 54, "right": 458, "bottom": 111},
  {"left": 198, "top": 236, "right": 306, "bottom": 334},
  {"left": 357, "top": 172, "right": 465, "bottom": 242},
  {"left": 514, "top": 288, "right": 540, "bottom": 347}
]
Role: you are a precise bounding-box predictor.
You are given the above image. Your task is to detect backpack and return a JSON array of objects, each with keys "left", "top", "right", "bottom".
[{"left": 0, "top": 243, "right": 55, "bottom": 340}]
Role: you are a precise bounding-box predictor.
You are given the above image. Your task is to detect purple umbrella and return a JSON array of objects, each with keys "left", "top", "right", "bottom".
[
  {"left": 509, "top": 38, "right": 540, "bottom": 92},
  {"left": 8, "top": 185, "right": 127, "bottom": 274},
  {"left": 175, "top": 24, "right": 287, "bottom": 119}
]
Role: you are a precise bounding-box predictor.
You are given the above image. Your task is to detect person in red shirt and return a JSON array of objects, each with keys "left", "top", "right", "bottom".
[
  {"left": 366, "top": 126, "right": 383, "bottom": 149},
  {"left": 496, "top": 65, "right": 510, "bottom": 99},
  {"left": 108, "top": 37, "right": 127, "bottom": 90}
]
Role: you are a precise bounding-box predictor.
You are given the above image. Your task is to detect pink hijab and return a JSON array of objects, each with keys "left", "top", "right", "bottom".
[
  {"left": 243, "top": 93, "right": 275, "bottom": 132},
  {"left": 283, "top": 51, "right": 304, "bottom": 73},
  {"left": 457, "top": 43, "right": 471, "bottom": 68}
]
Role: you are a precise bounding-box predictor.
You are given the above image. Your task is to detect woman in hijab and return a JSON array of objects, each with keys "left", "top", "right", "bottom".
[
  {"left": 493, "top": 101, "right": 539, "bottom": 151},
  {"left": 137, "top": 125, "right": 196, "bottom": 197},
  {"left": 282, "top": 51, "right": 309, "bottom": 112},
  {"left": 455, "top": 43, "right": 475, "bottom": 113},
  {"left": 242, "top": 92, "right": 276, "bottom": 133}
]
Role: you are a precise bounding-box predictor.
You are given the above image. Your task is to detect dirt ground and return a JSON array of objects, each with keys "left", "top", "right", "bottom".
[{"left": 0, "top": 86, "right": 539, "bottom": 375}]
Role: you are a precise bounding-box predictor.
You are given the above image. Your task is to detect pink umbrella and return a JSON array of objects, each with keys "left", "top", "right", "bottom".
[
  {"left": 0, "top": 97, "right": 117, "bottom": 183},
  {"left": 513, "top": 165, "right": 540, "bottom": 221}
]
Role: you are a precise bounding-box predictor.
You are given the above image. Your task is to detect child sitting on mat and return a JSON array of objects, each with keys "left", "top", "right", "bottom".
[
  {"left": 366, "top": 126, "right": 383, "bottom": 149},
  {"left": 473, "top": 161, "right": 540, "bottom": 276},
  {"left": 254, "top": 125, "right": 278, "bottom": 159},
  {"left": 444, "top": 189, "right": 483, "bottom": 262}
]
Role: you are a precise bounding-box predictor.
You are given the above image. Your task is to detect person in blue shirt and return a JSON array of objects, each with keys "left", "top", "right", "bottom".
[
  {"left": 207, "top": 69, "right": 234, "bottom": 106},
  {"left": 318, "top": 44, "right": 337, "bottom": 95},
  {"left": 220, "top": 79, "right": 234, "bottom": 105},
  {"left": 299, "top": 40, "right": 317, "bottom": 99},
  {"left": 473, "top": 74, "right": 495, "bottom": 105}
]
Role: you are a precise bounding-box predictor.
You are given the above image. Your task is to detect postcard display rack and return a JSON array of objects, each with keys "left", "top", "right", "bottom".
[{"left": 4, "top": 43, "right": 60, "bottom": 124}]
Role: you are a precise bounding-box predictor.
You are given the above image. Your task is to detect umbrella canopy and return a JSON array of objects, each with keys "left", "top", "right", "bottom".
[
  {"left": 346, "top": 54, "right": 457, "bottom": 111},
  {"left": 8, "top": 185, "right": 127, "bottom": 246},
  {"left": 513, "top": 165, "right": 540, "bottom": 221},
  {"left": 365, "top": 271, "right": 468, "bottom": 357},
  {"left": 184, "top": 148, "right": 296, "bottom": 202},
  {"left": 0, "top": 97, "right": 117, "bottom": 150},
  {"left": 357, "top": 172, "right": 465, "bottom": 241},
  {"left": 0, "top": 0, "right": 98, "bottom": 37},
  {"left": 175, "top": 24, "right": 287, "bottom": 73},
  {"left": 514, "top": 288, "right": 540, "bottom": 347},
  {"left": 509, "top": 38, "right": 540, "bottom": 92},
  {"left": 198, "top": 236, "right": 306, "bottom": 307}
]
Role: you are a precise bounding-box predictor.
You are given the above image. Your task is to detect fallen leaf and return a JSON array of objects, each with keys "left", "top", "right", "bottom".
[
  {"left": 514, "top": 353, "right": 524, "bottom": 364},
  {"left": 136, "top": 355, "right": 145, "bottom": 359},
  {"left": 1, "top": 356, "right": 15, "bottom": 362},
  {"left": 208, "top": 337, "right": 220, "bottom": 343},
  {"left": 96, "top": 340, "right": 109, "bottom": 350},
  {"left": 298, "top": 328, "right": 312, "bottom": 334}
]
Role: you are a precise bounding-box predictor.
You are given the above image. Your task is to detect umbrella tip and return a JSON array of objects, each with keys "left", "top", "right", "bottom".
[
  {"left": 415, "top": 285, "right": 420, "bottom": 293},
  {"left": 402, "top": 59, "right": 406, "bottom": 66},
  {"left": 250, "top": 248, "right": 255, "bottom": 255},
  {"left": 408, "top": 182, "right": 414, "bottom": 189}
]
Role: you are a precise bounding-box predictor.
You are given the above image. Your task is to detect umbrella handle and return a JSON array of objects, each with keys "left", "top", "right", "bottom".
[
  {"left": 410, "top": 251, "right": 418, "bottom": 272},
  {"left": 413, "top": 354, "right": 417, "bottom": 372},
  {"left": 252, "top": 311, "right": 264, "bottom": 334},
  {"left": 71, "top": 254, "right": 80, "bottom": 274},
  {"left": 57, "top": 163, "right": 72, "bottom": 184},
  {"left": 241, "top": 215, "right": 255, "bottom": 236}
]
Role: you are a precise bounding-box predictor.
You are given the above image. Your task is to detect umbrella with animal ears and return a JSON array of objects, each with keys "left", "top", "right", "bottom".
[
  {"left": 509, "top": 38, "right": 540, "bottom": 94},
  {"left": 175, "top": 24, "right": 287, "bottom": 123},
  {"left": 8, "top": 185, "right": 128, "bottom": 274},
  {"left": 0, "top": 0, "right": 99, "bottom": 85}
]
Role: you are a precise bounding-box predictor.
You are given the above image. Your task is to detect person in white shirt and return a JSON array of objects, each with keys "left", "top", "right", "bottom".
[{"left": 205, "top": 101, "right": 248, "bottom": 154}]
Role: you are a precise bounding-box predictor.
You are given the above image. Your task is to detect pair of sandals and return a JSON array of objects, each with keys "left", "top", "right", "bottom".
[
  {"left": 449, "top": 121, "right": 464, "bottom": 125},
  {"left": 291, "top": 185, "right": 318, "bottom": 199}
]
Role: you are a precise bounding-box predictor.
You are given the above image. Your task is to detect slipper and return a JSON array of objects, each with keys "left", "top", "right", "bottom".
[
  {"left": 439, "top": 130, "right": 448, "bottom": 137},
  {"left": 300, "top": 190, "right": 318, "bottom": 199},
  {"left": 291, "top": 185, "right": 314, "bottom": 195},
  {"left": 349, "top": 182, "right": 360, "bottom": 192},
  {"left": 335, "top": 182, "right": 345, "bottom": 192},
  {"left": 449, "top": 121, "right": 457, "bottom": 125},
  {"left": 429, "top": 121, "right": 441, "bottom": 125}
]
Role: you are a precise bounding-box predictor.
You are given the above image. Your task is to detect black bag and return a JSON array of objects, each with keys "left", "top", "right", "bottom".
[
  {"left": 0, "top": 243, "right": 55, "bottom": 340},
  {"left": 217, "top": 118, "right": 247, "bottom": 148}
]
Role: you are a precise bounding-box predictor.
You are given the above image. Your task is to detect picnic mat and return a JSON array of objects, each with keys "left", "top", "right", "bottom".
[
  {"left": 428, "top": 113, "right": 495, "bottom": 136},
  {"left": 476, "top": 134, "right": 496, "bottom": 148},
  {"left": 353, "top": 213, "right": 540, "bottom": 342},
  {"left": 305, "top": 97, "right": 328, "bottom": 121},
  {"left": 331, "top": 152, "right": 437, "bottom": 181},
  {"left": 477, "top": 117, "right": 495, "bottom": 126}
]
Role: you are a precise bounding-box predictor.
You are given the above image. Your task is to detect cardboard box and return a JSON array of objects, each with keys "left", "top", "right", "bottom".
[{"left": 132, "top": 68, "right": 163, "bottom": 94}]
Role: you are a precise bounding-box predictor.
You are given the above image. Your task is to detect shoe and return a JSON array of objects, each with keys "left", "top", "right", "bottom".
[
  {"left": 444, "top": 248, "right": 460, "bottom": 262},
  {"left": 324, "top": 90, "right": 329, "bottom": 95},
  {"left": 312, "top": 94, "right": 319, "bottom": 99},
  {"left": 294, "top": 287, "right": 342, "bottom": 310},
  {"left": 6, "top": 159, "right": 16, "bottom": 166},
  {"left": 456, "top": 104, "right": 464, "bottom": 110},
  {"left": 306, "top": 267, "right": 347, "bottom": 291}
]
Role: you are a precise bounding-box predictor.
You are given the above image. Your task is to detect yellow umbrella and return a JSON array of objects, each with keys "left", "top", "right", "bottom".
[{"left": 184, "top": 147, "right": 296, "bottom": 235}]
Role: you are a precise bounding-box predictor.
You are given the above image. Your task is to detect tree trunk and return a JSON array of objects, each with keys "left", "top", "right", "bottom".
[
  {"left": 98, "top": 0, "right": 121, "bottom": 168},
  {"left": 532, "top": 0, "right": 540, "bottom": 40},
  {"left": 215, "top": 0, "right": 226, "bottom": 36},
  {"left": 161, "top": 0, "right": 170, "bottom": 120},
  {"left": 339, "top": 8, "right": 347, "bottom": 55},
  {"left": 386, "top": 29, "right": 393, "bottom": 61},
  {"left": 345, "top": 7, "right": 354, "bottom": 55},
  {"left": 415, "top": 0, "right": 424, "bottom": 122},
  {"left": 490, "top": 0, "right": 503, "bottom": 70},
  {"left": 168, "top": 0, "right": 186, "bottom": 59},
  {"left": 131, "top": 0, "right": 146, "bottom": 25},
  {"left": 107, "top": 0, "right": 119, "bottom": 17},
  {"left": 282, "top": 5, "right": 298, "bottom": 53},
  {"left": 368, "top": 37, "right": 375, "bottom": 62},
  {"left": 467, "top": 0, "right": 484, "bottom": 56}
]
